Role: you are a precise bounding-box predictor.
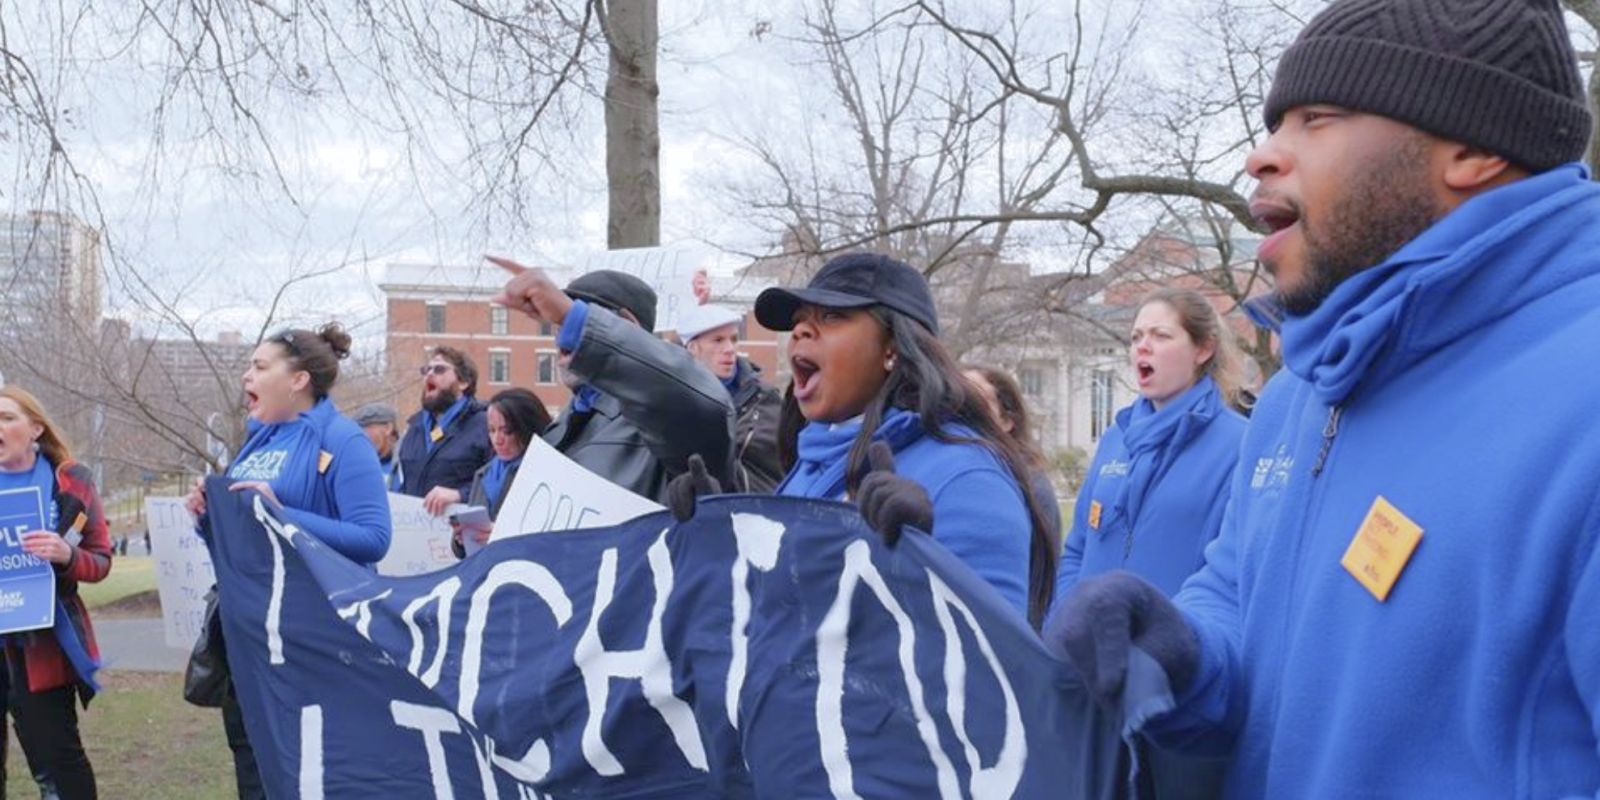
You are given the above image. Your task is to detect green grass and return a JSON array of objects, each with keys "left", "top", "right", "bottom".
[
  {"left": 78, "top": 557, "right": 157, "bottom": 610},
  {"left": 4, "top": 671, "right": 233, "bottom": 798},
  {"left": 3, "top": 553, "right": 231, "bottom": 794}
]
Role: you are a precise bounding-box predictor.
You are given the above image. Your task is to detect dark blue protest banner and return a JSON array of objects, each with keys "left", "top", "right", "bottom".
[
  {"left": 0, "top": 486, "right": 57, "bottom": 634},
  {"left": 206, "top": 477, "right": 1147, "bottom": 799}
]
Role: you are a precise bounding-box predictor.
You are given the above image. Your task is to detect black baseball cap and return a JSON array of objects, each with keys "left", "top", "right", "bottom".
[
  {"left": 564, "top": 270, "right": 657, "bottom": 331},
  {"left": 755, "top": 253, "right": 939, "bottom": 335}
]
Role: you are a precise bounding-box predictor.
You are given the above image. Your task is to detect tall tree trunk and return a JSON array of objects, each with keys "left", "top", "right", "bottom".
[
  {"left": 1564, "top": 0, "right": 1600, "bottom": 178},
  {"left": 1589, "top": 67, "right": 1600, "bottom": 176},
  {"left": 602, "top": 1, "right": 661, "bottom": 249}
]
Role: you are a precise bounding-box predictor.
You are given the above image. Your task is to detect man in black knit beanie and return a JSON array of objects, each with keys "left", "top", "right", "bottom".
[{"left": 1048, "top": 0, "right": 1600, "bottom": 797}]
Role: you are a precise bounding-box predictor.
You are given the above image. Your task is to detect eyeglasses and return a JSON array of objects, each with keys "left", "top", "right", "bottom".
[{"left": 419, "top": 364, "right": 453, "bottom": 377}]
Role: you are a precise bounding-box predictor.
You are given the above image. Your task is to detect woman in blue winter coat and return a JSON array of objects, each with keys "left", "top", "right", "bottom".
[
  {"left": 1054, "top": 287, "right": 1248, "bottom": 799},
  {"left": 183, "top": 322, "right": 393, "bottom": 800},
  {"left": 1056, "top": 287, "right": 1247, "bottom": 602},
  {"left": 752, "top": 253, "right": 1057, "bottom": 627}
]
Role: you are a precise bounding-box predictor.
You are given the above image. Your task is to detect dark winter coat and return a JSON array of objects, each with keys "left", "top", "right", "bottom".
[
  {"left": 544, "top": 305, "right": 734, "bottom": 502},
  {"left": 449, "top": 458, "right": 520, "bottom": 559},
  {"left": 398, "top": 397, "right": 492, "bottom": 500},
  {"left": 728, "top": 358, "right": 783, "bottom": 494}
]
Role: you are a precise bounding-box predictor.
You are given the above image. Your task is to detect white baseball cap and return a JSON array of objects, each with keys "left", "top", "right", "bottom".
[{"left": 675, "top": 304, "right": 743, "bottom": 343}]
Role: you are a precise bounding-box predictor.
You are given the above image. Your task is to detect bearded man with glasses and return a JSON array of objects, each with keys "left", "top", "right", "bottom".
[{"left": 397, "top": 346, "right": 494, "bottom": 515}]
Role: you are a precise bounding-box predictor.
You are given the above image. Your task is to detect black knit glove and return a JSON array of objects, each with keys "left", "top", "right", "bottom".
[
  {"left": 667, "top": 454, "right": 722, "bottom": 522},
  {"left": 856, "top": 441, "right": 933, "bottom": 546},
  {"left": 1045, "top": 571, "right": 1199, "bottom": 707}
]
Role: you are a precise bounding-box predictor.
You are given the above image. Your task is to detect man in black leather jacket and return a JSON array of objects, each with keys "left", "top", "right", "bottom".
[{"left": 489, "top": 258, "right": 734, "bottom": 502}]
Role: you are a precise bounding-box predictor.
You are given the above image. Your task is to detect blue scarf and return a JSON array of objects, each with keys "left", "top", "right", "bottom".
[
  {"left": 779, "top": 408, "right": 925, "bottom": 500},
  {"left": 1281, "top": 164, "right": 1596, "bottom": 406},
  {"left": 231, "top": 397, "right": 337, "bottom": 511},
  {"left": 0, "top": 457, "right": 101, "bottom": 694},
  {"left": 480, "top": 454, "right": 522, "bottom": 509},
  {"left": 719, "top": 361, "right": 742, "bottom": 395},
  {"left": 423, "top": 395, "right": 471, "bottom": 453},
  {"left": 381, "top": 456, "right": 403, "bottom": 493},
  {"left": 1107, "top": 376, "right": 1223, "bottom": 533},
  {"left": 570, "top": 386, "right": 603, "bottom": 415}
]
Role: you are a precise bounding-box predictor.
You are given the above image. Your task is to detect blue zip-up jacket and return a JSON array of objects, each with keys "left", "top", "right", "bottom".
[
  {"left": 1056, "top": 376, "right": 1245, "bottom": 603},
  {"left": 223, "top": 399, "right": 393, "bottom": 567},
  {"left": 1154, "top": 165, "right": 1600, "bottom": 798},
  {"left": 778, "top": 409, "right": 1031, "bottom": 617}
]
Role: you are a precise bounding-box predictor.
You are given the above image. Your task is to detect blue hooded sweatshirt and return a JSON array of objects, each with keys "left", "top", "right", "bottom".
[
  {"left": 1056, "top": 375, "right": 1246, "bottom": 603},
  {"left": 778, "top": 408, "right": 1032, "bottom": 618},
  {"left": 226, "top": 398, "right": 393, "bottom": 567},
  {"left": 1153, "top": 165, "right": 1600, "bottom": 798}
]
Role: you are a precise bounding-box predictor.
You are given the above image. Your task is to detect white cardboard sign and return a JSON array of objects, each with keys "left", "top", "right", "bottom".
[
  {"left": 575, "top": 247, "right": 705, "bottom": 333},
  {"left": 147, "top": 497, "right": 214, "bottom": 649},
  {"left": 376, "top": 493, "right": 461, "bottom": 577},
  {"left": 491, "top": 436, "right": 664, "bottom": 543}
]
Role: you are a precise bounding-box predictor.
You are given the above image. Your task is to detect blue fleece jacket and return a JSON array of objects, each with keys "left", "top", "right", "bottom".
[
  {"left": 228, "top": 399, "right": 393, "bottom": 567},
  {"left": 778, "top": 409, "right": 1031, "bottom": 617},
  {"left": 1056, "top": 376, "right": 1245, "bottom": 603},
  {"left": 1154, "top": 165, "right": 1600, "bottom": 798}
]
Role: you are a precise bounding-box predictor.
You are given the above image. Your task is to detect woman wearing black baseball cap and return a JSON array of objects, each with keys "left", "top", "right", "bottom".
[{"left": 753, "top": 252, "right": 1057, "bottom": 626}]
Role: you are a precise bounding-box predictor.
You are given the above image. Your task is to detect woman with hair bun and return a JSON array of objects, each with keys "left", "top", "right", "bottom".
[{"left": 183, "top": 322, "right": 392, "bottom": 800}]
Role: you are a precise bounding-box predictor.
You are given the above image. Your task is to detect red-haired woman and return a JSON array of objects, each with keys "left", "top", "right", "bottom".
[{"left": 0, "top": 386, "right": 112, "bottom": 798}]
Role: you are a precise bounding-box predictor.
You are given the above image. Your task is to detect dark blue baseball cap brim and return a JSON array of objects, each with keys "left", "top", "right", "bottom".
[{"left": 754, "top": 286, "right": 877, "bottom": 331}]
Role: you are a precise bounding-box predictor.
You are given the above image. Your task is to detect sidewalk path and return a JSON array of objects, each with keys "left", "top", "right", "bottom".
[{"left": 95, "top": 618, "right": 188, "bottom": 673}]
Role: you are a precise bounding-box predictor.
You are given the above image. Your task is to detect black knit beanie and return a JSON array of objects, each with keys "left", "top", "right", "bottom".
[{"left": 1264, "top": 0, "right": 1592, "bottom": 172}]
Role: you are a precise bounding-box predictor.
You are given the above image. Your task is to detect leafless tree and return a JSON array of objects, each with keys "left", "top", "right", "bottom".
[
  {"left": 717, "top": 0, "right": 1106, "bottom": 359},
  {"left": 0, "top": 1, "right": 663, "bottom": 488},
  {"left": 720, "top": 0, "right": 1301, "bottom": 381}
]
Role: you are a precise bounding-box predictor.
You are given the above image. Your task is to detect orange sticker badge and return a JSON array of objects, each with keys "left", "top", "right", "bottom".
[{"left": 1341, "top": 496, "right": 1424, "bottom": 602}]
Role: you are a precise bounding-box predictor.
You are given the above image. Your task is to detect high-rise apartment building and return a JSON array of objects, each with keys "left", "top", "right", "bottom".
[{"left": 0, "top": 210, "right": 104, "bottom": 331}]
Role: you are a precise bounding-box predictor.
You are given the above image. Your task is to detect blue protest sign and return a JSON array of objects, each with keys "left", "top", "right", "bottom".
[
  {"left": 0, "top": 487, "right": 57, "bottom": 634},
  {"left": 206, "top": 478, "right": 1154, "bottom": 799}
]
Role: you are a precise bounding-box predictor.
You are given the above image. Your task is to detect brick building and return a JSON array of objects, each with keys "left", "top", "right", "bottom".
[
  {"left": 0, "top": 211, "right": 106, "bottom": 470},
  {"left": 380, "top": 260, "right": 784, "bottom": 422}
]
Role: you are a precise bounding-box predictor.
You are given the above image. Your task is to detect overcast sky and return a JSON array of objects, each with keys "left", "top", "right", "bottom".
[
  {"left": 4, "top": 1, "right": 1592, "bottom": 351},
  {"left": 4, "top": 2, "right": 821, "bottom": 345}
]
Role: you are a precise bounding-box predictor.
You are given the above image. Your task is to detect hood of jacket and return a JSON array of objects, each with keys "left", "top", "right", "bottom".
[{"left": 1280, "top": 164, "right": 1600, "bottom": 406}]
